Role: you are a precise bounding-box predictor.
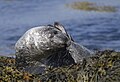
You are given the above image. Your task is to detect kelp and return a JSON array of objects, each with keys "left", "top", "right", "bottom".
[
  {"left": 66, "top": 1, "right": 117, "bottom": 12},
  {"left": 0, "top": 50, "right": 120, "bottom": 82}
]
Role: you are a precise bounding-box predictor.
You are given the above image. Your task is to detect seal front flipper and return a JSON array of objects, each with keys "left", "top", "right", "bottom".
[
  {"left": 54, "top": 22, "right": 74, "bottom": 41},
  {"left": 54, "top": 22, "right": 67, "bottom": 35}
]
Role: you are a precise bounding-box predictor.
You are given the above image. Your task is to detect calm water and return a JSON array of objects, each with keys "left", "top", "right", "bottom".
[{"left": 0, "top": 0, "right": 120, "bottom": 56}]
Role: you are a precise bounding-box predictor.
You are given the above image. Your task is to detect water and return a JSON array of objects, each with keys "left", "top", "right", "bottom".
[{"left": 0, "top": 0, "right": 120, "bottom": 56}]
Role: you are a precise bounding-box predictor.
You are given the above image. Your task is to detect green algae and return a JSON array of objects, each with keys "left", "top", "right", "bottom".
[
  {"left": 66, "top": 1, "right": 117, "bottom": 12},
  {"left": 0, "top": 50, "right": 120, "bottom": 82}
]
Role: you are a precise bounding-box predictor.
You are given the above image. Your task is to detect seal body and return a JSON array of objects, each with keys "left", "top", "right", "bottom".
[
  {"left": 15, "top": 22, "right": 93, "bottom": 74},
  {"left": 15, "top": 25, "right": 74, "bottom": 69}
]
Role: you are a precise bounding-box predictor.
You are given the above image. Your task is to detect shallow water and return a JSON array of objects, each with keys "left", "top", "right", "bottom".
[{"left": 0, "top": 0, "right": 120, "bottom": 56}]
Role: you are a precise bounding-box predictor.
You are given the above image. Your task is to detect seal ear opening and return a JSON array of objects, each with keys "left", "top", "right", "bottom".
[{"left": 54, "top": 22, "right": 74, "bottom": 41}]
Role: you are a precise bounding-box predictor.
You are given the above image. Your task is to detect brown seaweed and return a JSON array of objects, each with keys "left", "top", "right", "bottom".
[
  {"left": 0, "top": 50, "right": 120, "bottom": 82},
  {"left": 66, "top": 2, "right": 117, "bottom": 12}
]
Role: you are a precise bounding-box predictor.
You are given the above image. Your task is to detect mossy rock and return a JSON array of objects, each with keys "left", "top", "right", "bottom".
[
  {"left": 66, "top": 1, "right": 117, "bottom": 12},
  {"left": 0, "top": 50, "right": 120, "bottom": 82}
]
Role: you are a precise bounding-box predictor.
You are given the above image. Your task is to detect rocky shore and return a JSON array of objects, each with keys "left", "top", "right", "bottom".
[{"left": 0, "top": 50, "right": 120, "bottom": 82}]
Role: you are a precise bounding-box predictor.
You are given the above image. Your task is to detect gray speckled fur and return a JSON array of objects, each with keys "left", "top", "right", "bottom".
[{"left": 15, "top": 22, "right": 94, "bottom": 74}]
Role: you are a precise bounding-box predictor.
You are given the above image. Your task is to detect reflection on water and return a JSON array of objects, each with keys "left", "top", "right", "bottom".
[{"left": 0, "top": 0, "right": 120, "bottom": 56}]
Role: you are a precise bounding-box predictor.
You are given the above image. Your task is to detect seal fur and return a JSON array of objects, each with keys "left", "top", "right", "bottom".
[{"left": 15, "top": 22, "right": 93, "bottom": 74}]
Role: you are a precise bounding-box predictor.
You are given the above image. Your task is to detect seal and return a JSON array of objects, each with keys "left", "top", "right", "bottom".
[{"left": 15, "top": 22, "right": 93, "bottom": 74}]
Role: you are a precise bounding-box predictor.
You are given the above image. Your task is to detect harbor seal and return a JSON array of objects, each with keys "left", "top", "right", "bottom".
[{"left": 15, "top": 22, "right": 93, "bottom": 73}]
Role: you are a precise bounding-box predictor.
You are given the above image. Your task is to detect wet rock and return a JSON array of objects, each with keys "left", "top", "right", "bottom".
[{"left": 66, "top": 1, "right": 117, "bottom": 12}]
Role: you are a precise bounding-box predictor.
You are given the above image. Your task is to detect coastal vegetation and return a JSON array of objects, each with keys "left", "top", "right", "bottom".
[
  {"left": 0, "top": 50, "right": 120, "bottom": 82},
  {"left": 66, "top": 1, "right": 117, "bottom": 12}
]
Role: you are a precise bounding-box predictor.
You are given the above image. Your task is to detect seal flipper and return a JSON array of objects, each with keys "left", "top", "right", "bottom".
[
  {"left": 54, "top": 22, "right": 74, "bottom": 41},
  {"left": 54, "top": 22, "right": 67, "bottom": 35}
]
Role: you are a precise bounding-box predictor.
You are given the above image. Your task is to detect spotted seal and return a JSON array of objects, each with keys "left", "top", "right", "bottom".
[{"left": 15, "top": 22, "right": 93, "bottom": 74}]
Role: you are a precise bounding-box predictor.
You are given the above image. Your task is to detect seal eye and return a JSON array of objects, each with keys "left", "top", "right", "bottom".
[{"left": 53, "top": 31, "right": 58, "bottom": 34}]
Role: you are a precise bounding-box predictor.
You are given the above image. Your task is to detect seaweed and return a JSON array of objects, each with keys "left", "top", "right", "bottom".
[
  {"left": 0, "top": 50, "right": 120, "bottom": 82},
  {"left": 66, "top": 1, "right": 117, "bottom": 12}
]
